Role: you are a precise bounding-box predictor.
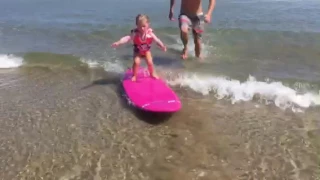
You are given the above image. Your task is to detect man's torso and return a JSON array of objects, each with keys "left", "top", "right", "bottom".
[{"left": 180, "top": 0, "right": 203, "bottom": 16}]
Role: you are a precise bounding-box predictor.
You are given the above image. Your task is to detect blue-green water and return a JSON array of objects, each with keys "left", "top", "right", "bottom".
[
  {"left": 1, "top": 0, "right": 320, "bottom": 78},
  {"left": 0, "top": 0, "right": 320, "bottom": 179},
  {"left": 1, "top": 0, "right": 320, "bottom": 103}
]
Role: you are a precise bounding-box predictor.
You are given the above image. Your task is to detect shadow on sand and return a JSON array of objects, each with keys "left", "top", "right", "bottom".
[{"left": 81, "top": 72, "right": 174, "bottom": 125}]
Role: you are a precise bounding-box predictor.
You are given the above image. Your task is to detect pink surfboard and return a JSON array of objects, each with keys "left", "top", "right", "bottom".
[{"left": 122, "top": 67, "right": 181, "bottom": 112}]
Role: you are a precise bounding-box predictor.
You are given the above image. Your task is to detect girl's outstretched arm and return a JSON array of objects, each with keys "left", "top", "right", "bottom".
[
  {"left": 111, "top": 30, "right": 135, "bottom": 47},
  {"left": 111, "top": 35, "right": 132, "bottom": 47},
  {"left": 150, "top": 32, "right": 167, "bottom": 51}
]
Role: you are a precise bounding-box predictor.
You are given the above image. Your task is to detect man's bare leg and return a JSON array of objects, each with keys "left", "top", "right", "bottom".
[
  {"left": 192, "top": 30, "right": 202, "bottom": 59},
  {"left": 180, "top": 26, "right": 189, "bottom": 60}
]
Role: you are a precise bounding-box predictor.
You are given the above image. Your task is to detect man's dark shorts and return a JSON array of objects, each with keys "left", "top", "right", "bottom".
[{"left": 178, "top": 13, "right": 205, "bottom": 39}]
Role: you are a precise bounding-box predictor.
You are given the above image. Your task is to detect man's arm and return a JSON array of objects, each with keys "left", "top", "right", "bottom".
[
  {"left": 206, "top": 0, "right": 216, "bottom": 15},
  {"left": 170, "top": 0, "right": 175, "bottom": 12},
  {"left": 204, "top": 0, "right": 216, "bottom": 23},
  {"left": 169, "top": 0, "right": 175, "bottom": 20}
]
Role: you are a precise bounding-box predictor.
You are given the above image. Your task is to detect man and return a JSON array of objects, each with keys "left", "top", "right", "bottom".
[{"left": 169, "top": 0, "right": 216, "bottom": 59}]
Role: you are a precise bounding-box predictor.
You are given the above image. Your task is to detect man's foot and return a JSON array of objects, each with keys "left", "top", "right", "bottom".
[
  {"left": 196, "top": 54, "right": 203, "bottom": 61},
  {"left": 131, "top": 76, "right": 137, "bottom": 82},
  {"left": 151, "top": 73, "right": 159, "bottom": 79},
  {"left": 181, "top": 47, "right": 188, "bottom": 60}
]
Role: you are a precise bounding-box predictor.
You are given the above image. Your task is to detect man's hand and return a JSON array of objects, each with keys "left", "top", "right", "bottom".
[
  {"left": 204, "top": 14, "right": 212, "bottom": 23},
  {"left": 205, "top": 0, "right": 215, "bottom": 23}
]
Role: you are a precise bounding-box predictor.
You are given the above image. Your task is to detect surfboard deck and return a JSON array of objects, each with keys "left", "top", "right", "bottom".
[{"left": 122, "top": 67, "right": 181, "bottom": 112}]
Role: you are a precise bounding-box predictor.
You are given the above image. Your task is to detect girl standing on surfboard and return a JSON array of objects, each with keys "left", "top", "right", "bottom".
[{"left": 111, "top": 14, "right": 167, "bottom": 82}]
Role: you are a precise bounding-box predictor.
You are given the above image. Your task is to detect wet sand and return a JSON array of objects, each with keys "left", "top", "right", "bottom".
[{"left": 0, "top": 67, "right": 319, "bottom": 180}]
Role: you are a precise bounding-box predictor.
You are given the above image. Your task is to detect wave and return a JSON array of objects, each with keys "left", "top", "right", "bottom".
[
  {"left": 0, "top": 52, "right": 91, "bottom": 70},
  {"left": 0, "top": 54, "right": 23, "bottom": 69},
  {"left": 79, "top": 57, "right": 320, "bottom": 112},
  {"left": 167, "top": 72, "right": 320, "bottom": 112},
  {"left": 2, "top": 52, "right": 319, "bottom": 112}
]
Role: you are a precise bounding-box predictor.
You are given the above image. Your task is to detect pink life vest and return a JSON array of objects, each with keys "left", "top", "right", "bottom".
[{"left": 131, "top": 28, "right": 153, "bottom": 55}]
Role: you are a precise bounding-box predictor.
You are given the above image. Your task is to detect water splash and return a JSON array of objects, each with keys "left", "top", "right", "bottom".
[
  {"left": 0, "top": 54, "right": 23, "bottom": 68},
  {"left": 167, "top": 72, "right": 320, "bottom": 111}
]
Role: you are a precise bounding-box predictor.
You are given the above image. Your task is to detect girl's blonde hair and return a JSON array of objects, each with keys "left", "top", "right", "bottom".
[{"left": 135, "top": 14, "right": 150, "bottom": 25}]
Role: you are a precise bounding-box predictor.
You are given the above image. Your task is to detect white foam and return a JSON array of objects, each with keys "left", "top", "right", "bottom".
[
  {"left": 167, "top": 72, "right": 320, "bottom": 111},
  {"left": 80, "top": 58, "right": 100, "bottom": 68},
  {"left": 102, "top": 59, "right": 125, "bottom": 73},
  {"left": 0, "top": 54, "right": 23, "bottom": 68},
  {"left": 80, "top": 57, "right": 125, "bottom": 73}
]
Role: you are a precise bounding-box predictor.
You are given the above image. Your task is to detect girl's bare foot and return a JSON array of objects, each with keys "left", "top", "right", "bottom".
[
  {"left": 131, "top": 76, "right": 137, "bottom": 82},
  {"left": 181, "top": 47, "right": 188, "bottom": 60},
  {"left": 151, "top": 73, "right": 159, "bottom": 79}
]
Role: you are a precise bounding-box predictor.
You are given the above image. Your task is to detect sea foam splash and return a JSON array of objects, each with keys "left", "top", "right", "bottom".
[
  {"left": 167, "top": 72, "right": 320, "bottom": 111},
  {"left": 0, "top": 54, "right": 23, "bottom": 68},
  {"left": 80, "top": 57, "right": 320, "bottom": 112},
  {"left": 80, "top": 57, "right": 125, "bottom": 73}
]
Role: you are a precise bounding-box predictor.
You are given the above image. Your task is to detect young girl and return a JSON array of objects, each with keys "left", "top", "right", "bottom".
[{"left": 111, "top": 14, "right": 167, "bottom": 81}]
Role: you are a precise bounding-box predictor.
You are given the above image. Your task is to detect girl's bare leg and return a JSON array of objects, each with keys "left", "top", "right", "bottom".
[
  {"left": 131, "top": 55, "right": 141, "bottom": 81},
  {"left": 145, "top": 51, "right": 158, "bottom": 79}
]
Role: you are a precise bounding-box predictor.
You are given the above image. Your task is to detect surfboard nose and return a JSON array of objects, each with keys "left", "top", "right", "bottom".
[{"left": 141, "top": 100, "right": 182, "bottom": 112}]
